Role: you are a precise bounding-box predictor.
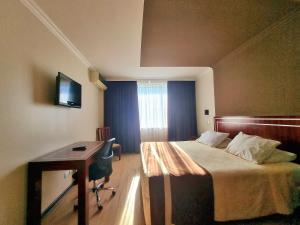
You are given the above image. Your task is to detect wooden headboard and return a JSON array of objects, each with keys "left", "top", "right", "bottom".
[{"left": 214, "top": 116, "right": 300, "bottom": 163}]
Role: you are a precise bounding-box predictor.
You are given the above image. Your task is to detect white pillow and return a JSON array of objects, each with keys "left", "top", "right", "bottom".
[
  {"left": 226, "top": 132, "right": 251, "bottom": 155},
  {"left": 264, "top": 149, "right": 297, "bottom": 163},
  {"left": 196, "top": 131, "right": 229, "bottom": 147},
  {"left": 226, "top": 132, "right": 281, "bottom": 164}
]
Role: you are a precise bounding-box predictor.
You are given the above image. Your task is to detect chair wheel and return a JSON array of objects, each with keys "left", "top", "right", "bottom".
[{"left": 112, "top": 190, "right": 116, "bottom": 196}]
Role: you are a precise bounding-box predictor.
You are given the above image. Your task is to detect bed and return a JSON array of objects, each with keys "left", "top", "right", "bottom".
[{"left": 140, "top": 116, "right": 300, "bottom": 225}]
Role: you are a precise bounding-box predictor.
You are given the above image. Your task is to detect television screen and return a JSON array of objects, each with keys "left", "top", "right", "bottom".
[{"left": 55, "top": 72, "right": 81, "bottom": 108}]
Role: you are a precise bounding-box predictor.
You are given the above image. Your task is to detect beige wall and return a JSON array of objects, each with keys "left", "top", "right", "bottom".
[
  {"left": 195, "top": 68, "right": 216, "bottom": 134},
  {"left": 213, "top": 9, "right": 300, "bottom": 116},
  {"left": 0, "top": 1, "right": 103, "bottom": 224}
]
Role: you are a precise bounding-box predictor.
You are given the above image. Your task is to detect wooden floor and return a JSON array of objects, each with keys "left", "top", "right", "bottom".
[
  {"left": 42, "top": 153, "right": 300, "bottom": 225},
  {"left": 42, "top": 154, "right": 145, "bottom": 225}
]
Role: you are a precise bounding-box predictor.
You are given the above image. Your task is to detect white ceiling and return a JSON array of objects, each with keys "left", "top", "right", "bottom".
[{"left": 33, "top": 0, "right": 210, "bottom": 80}]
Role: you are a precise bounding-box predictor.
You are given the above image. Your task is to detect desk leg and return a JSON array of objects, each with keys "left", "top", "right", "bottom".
[
  {"left": 78, "top": 163, "right": 89, "bottom": 225},
  {"left": 27, "top": 165, "right": 42, "bottom": 225}
]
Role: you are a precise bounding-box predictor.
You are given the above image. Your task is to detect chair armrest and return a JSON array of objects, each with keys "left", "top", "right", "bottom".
[{"left": 101, "top": 152, "right": 114, "bottom": 160}]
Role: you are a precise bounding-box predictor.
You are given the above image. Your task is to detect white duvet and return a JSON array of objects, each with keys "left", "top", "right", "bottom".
[{"left": 174, "top": 141, "right": 300, "bottom": 221}]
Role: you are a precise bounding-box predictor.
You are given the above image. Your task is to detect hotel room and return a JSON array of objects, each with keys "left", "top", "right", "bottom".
[{"left": 0, "top": 0, "right": 299, "bottom": 225}]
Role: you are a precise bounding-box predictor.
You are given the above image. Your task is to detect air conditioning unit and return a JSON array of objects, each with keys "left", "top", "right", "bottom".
[{"left": 89, "top": 70, "right": 107, "bottom": 90}]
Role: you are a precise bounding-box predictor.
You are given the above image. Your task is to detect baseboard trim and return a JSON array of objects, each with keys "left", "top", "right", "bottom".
[{"left": 41, "top": 182, "right": 75, "bottom": 218}]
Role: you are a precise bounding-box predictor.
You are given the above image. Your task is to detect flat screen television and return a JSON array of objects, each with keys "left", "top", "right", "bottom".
[{"left": 55, "top": 72, "right": 81, "bottom": 108}]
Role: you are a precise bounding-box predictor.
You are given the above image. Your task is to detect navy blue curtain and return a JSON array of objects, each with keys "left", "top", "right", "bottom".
[
  {"left": 168, "top": 81, "right": 198, "bottom": 141},
  {"left": 104, "top": 81, "right": 141, "bottom": 153}
]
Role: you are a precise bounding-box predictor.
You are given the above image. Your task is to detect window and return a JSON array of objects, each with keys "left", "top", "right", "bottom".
[{"left": 137, "top": 81, "right": 168, "bottom": 141}]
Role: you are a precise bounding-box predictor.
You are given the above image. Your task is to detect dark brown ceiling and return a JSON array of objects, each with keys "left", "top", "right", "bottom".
[{"left": 140, "top": 0, "right": 299, "bottom": 67}]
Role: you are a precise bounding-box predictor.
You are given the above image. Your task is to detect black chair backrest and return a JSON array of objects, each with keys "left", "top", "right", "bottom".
[
  {"left": 97, "top": 138, "right": 115, "bottom": 159},
  {"left": 90, "top": 138, "right": 115, "bottom": 179}
]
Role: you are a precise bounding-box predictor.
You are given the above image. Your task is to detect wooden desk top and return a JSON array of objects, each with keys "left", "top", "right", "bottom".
[{"left": 30, "top": 141, "right": 104, "bottom": 163}]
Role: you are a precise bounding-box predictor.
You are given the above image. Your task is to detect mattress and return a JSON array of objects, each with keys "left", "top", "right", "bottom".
[{"left": 140, "top": 141, "right": 300, "bottom": 224}]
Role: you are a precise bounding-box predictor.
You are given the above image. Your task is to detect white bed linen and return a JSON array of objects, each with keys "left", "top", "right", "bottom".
[{"left": 174, "top": 141, "right": 300, "bottom": 221}]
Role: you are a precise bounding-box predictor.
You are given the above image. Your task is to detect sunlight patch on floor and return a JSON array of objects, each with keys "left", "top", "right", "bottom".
[{"left": 118, "top": 175, "right": 140, "bottom": 225}]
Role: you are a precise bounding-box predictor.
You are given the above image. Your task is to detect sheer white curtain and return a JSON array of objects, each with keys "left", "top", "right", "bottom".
[{"left": 137, "top": 81, "right": 168, "bottom": 141}]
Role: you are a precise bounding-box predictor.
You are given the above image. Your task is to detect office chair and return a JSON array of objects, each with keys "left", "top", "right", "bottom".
[
  {"left": 97, "top": 127, "right": 122, "bottom": 160},
  {"left": 73, "top": 138, "right": 117, "bottom": 210}
]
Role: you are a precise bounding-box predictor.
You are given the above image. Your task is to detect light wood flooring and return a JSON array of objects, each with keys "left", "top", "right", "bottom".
[
  {"left": 42, "top": 154, "right": 145, "bottom": 225},
  {"left": 42, "top": 153, "right": 300, "bottom": 225}
]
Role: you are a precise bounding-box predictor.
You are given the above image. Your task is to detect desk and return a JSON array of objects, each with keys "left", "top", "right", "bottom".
[{"left": 27, "top": 141, "right": 104, "bottom": 225}]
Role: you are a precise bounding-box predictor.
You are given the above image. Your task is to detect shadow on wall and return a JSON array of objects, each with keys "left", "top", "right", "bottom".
[
  {"left": 31, "top": 65, "right": 56, "bottom": 105},
  {"left": 0, "top": 164, "right": 27, "bottom": 225}
]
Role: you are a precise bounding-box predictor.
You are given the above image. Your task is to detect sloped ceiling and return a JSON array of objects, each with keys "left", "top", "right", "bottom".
[
  {"left": 141, "top": 0, "right": 299, "bottom": 66},
  {"left": 34, "top": 0, "right": 209, "bottom": 80},
  {"left": 34, "top": 0, "right": 298, "bottom": 78}
]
